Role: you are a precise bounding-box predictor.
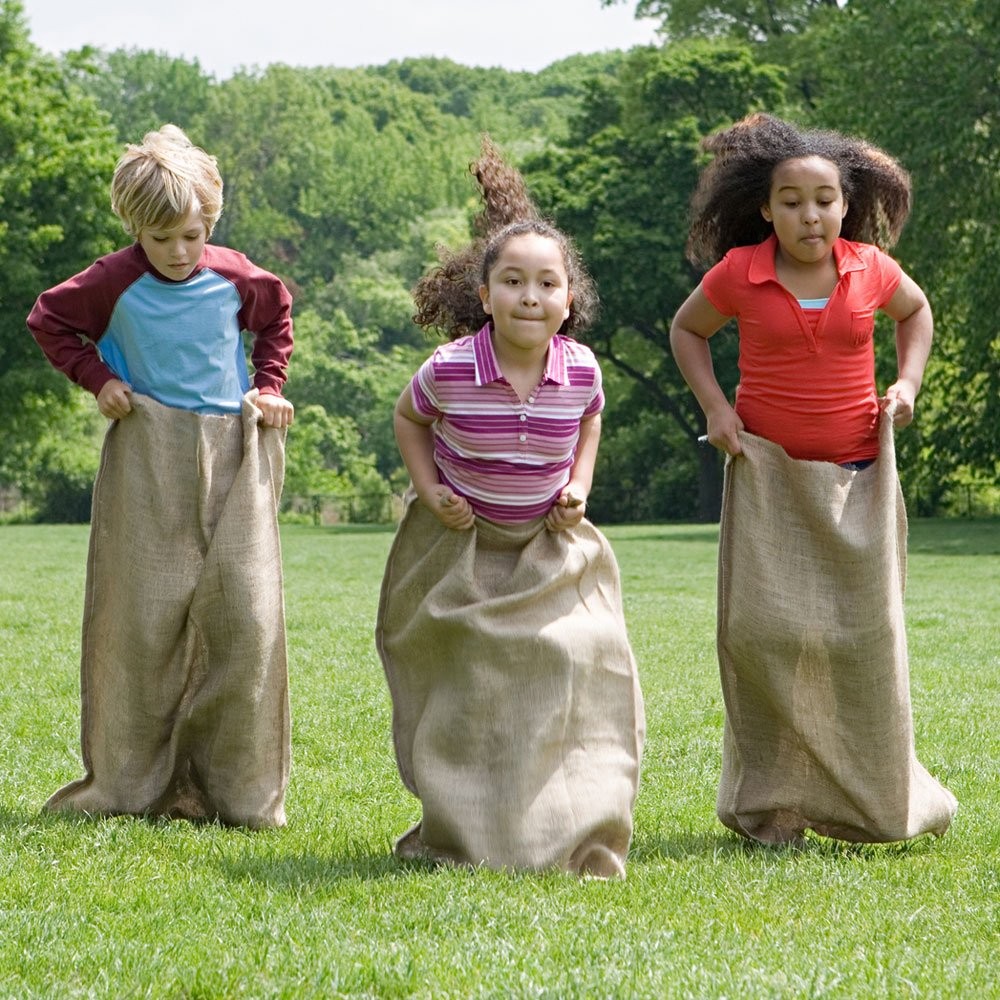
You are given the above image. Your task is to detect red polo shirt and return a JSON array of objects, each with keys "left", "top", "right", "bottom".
[{"left": 702, "top": 235, "right": 902, "bottom": 463}]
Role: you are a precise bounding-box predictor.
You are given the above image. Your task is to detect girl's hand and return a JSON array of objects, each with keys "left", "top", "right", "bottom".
[
  {"left": 546, "top": 489, "right": 586, "bottom": 532},
  {"left": 96, "top": 378, "right": 133, "bottom": 420},
  {"left": 257, "top": 392, "right": 295, "bottom": 428},
  {"left": 426, "top": 485, "right": 475, "bottom": 530},
  {"left": 706, "top": 405, "right": 744, "bottom": 457},
  {"left": 882, "top": 381, "right": 917, "bottom": 427}
]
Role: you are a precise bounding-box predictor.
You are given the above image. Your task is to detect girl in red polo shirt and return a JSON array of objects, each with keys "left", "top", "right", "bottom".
[
  {"left": 670, "top": 113, "right": 956, "bottom": 845},
  {"left": 376, "top": 139, "right": 644, "bottom": 877}
]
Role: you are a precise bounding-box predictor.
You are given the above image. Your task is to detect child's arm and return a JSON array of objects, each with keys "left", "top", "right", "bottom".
[
  {"left": 669, "top": 285, "right": 743, "bottom": 455},
  {"left": 546, "top": 413, "right": 601, "bottom": 532},
  {"left": 881, "top": 272, "right": 933, "bottom": 428},
  {"left": 238, "top": 259, "right": 295, "bottom": 427},
  {"left": 394, "top": 384, "right": 474, "bottom": 530},
  {"left": 27, "top": 262, "right": 125, "bottom": 406}
]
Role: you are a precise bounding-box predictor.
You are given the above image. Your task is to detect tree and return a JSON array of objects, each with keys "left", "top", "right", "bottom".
[
  {"left": 525, "top": 39, "right": 788, "bottom": 519},
  {"left": 602, "top": 0, "right": 841, "bottom": 40},
  {"left": 66, "top": 47, "right": 214, "bottom": 144},
  {"left": 0, "top": 0, "right": 120, "bottom": 510},
  {"left": 204, "top": 65, "right": 476, "bottom": 288},
  {"left": 801, "top": 0, "right": 1000, "bottom": 510}
]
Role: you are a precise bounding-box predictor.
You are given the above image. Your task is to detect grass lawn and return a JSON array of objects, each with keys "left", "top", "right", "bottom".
[{"left": 1, "top": 518, "right": 997, "bottom": 998}]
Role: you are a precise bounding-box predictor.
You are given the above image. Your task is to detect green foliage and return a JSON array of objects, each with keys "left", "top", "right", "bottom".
[
  {"left": 375, "top": 52, "right": 634, "bottom": 145},
  {"left": 794, "top": 0, "right": 1000, "bottom": 503},
  {"left": 0, "top": 0, "right": 120, "bottom": 501},
  {"left": 1, "top": 383, "right": 104, "bottom": 522},
  {"left": 66, "top": 46, "right": 214, "bottom": 143},
  {"left": 6, "top": 0, "right": 997, "bottom": 521},
  {"left": 525, "top": 39, "right": 787, "bottom": 519},
  {"left": 1, "top": 521, "right": 997, "bottom": 995},
  {"left": 203, "top": 64, "right": 476, "bottom": 286},
  {"left": 282, "top": 307, "right": 425, "bottom": 517},
  {"left": 602, "top": 0, "right": 841, "bottom": 40}
]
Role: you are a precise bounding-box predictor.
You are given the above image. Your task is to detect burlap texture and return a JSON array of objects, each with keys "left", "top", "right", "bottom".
[
  {"left": 45, "top": 391, "right": 290, "bottom": 828},
  {"left": 716, "top": 408, "right": 957, "bottom": 843},
  {"left": 376, "top": 498, "right": 645, "bottom": 875}
]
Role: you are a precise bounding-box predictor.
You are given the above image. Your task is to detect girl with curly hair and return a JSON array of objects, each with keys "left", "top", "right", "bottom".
[
  {"left": 670, "top": 114, "right": 956, "bottom": 845},
  {"left": 376, "top": 139, "right": 644, "bottom": 877}
]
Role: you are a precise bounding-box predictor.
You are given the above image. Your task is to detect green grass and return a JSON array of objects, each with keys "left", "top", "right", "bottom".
[{"left": 1, "top": 519, "right": 997, "bottom": 999}]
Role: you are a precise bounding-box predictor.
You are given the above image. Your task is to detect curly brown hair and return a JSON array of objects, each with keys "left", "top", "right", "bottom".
[
  {"left": 412, "top": 136, "right": 598, "bottom": 338},
  {"left": 685, "top": 113, "right": 912, "bottom": 267}
]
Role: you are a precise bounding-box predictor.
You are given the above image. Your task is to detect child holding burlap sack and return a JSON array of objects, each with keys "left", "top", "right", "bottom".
[
  {"left": 670, "top": 113, "right": 956, "bottom": 845},
  {"left": 376, "top": 139, "right": 645, "bottom": 877},
  {"left": 28, "top": 125, "right": 294, "bottom": 828}
]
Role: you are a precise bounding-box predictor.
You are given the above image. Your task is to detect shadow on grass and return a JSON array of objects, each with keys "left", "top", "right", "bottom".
[
  {"left": 215, "top": 849, "right": 411, "bottom": 886},
  {"left": 629, "top": 826, "right": 941, "bottom": 863},
  {"left": 608, "top": 529, "right": 720, "bottom": 546},
  {"left": 907, "top": 517, "right": 1000, "bottom": 556}
]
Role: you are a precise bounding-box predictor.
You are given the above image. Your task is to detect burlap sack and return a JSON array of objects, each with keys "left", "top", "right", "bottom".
[
  {"left": 376, "top": 498, "right": 645, "bottom": 876},
  {"left": 716, "top": 408, "right": 957, "bottom": 843},
  {"left": 45, "top": 391, "right": 290, "bottom": 828}
]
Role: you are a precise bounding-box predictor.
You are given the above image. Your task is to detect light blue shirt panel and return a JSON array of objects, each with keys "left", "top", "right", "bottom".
[{"left": 99, "top": 270, "right": 250, "bottom": 413}]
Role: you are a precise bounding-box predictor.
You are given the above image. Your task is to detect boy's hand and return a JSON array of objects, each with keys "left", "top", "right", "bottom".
[
  {"left": 426, "top": 485, "right": 474, "bottom": 530},
  {"left": 546, "top": 489, "right": 586, "bottom": 532},
  {"left": 257, "top": 393, "right": 295, "bottom": 428},
  {"left": 96, "top": 379, "right": 133, "bottom": 420}
]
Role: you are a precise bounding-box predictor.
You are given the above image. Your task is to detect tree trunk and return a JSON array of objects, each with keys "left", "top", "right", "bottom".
[{"left": 697, "top": 445, "right": 724, "bottom": 522}]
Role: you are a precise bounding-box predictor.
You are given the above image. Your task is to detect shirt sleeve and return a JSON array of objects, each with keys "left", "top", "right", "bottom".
[
  {"left": 232, "top": 256, "right": 294, "bottom": 397},
  {"left": 410, "top": 354, "right": 442, "bottom": 419},
  {"left": 583, "top": 362, "right": 604, "bottom": 418},
  {"left": 26, "top": 259, "right": 122, "bottom": 396},
  {"left": 699, "top": 254, "right": 737, "bottom": 317},
  {"left": 872, "top": 247, "right": 904, "bottom": 309}
]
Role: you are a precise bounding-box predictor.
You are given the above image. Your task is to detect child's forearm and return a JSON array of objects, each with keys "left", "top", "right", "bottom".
[
  {"left": 895, "top": 306, "right": 932, "bottom": 395},
  {"left": 566, "top": 414, "right": 602, "bottom": 498},
  {"left": 670, "top": 325, "right": 732, "bottom": 420},
  {"left": 394, "top": 408, "right": 441, "bottom": 500}
]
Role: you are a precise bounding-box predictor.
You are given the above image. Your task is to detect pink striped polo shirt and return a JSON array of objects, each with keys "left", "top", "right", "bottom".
[{"left": 410, "top": 324, "right": 604, "bottom": 523}]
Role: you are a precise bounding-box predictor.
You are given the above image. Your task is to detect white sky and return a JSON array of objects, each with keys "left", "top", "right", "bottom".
[{"left": 21, "top": 0, "right": 662, "bottom": 77}]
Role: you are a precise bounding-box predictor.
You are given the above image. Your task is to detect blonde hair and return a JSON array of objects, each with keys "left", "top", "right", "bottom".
[{"left": 110, "top": 124, "right": 224, "bottom": 238}]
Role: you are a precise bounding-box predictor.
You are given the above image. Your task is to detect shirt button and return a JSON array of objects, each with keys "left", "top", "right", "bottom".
[
  {"left": 519, "top": 434, "right": 527, "bottom": 442},
  {"left": 527, "top": 396, "right": 535, "bottom": 404},
  {"left": 519, "top": 414, "right": 527, "bottom": 422}
]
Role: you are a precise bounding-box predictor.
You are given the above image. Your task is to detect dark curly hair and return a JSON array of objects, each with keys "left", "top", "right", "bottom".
[
  {"left": 685, "top": 113, "right": 913, "bottom": 267},
  {"left": 412, "top": 136, "right": 598, "bottom": 338}
]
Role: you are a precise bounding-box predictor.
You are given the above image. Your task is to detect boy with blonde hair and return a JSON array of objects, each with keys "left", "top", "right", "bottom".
[{"left": 28, "top": 124, "right": 294, "bottom": 827}]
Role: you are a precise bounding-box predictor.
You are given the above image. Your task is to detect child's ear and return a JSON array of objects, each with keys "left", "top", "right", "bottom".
[
  {"left": 761, "top": 204, "right": 773, "bottom": 223},
  {"left": 563, "top": 288, "right": 573, "bottom": 320},
  {"left": 479, "top": 284, "right": 492, "bottom": 314}
]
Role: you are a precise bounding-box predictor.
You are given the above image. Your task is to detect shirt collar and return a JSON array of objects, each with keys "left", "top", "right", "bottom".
[
  {"left": 471, "top": 323, "right": 569, "bottom": 388},
  {"left": 747, "top": 233, "right": 868, "bottom": 285}
]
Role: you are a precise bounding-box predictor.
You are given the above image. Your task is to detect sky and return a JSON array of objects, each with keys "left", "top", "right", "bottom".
[{"left": 21, "top": 0, "right": 662, "bottom": 78}]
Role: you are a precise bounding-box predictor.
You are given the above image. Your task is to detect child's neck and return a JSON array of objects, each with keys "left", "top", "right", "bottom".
[
  {"left": 493, "top": 339, "right": 548, "bottom": 403},
  {"left": 773, "top": 249, "right": 840, "bottom": 299}
]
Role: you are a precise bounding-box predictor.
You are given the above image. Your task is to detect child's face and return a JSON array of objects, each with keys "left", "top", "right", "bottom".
[
  {"left": 761, "top": 156, "right": 848, "bottom": 266},
  {"left": 479, "top": 233, "right": 573, "bottom": 357},
  {"left": 138, "top": 204, "right": 209, "bottom": 282}
]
